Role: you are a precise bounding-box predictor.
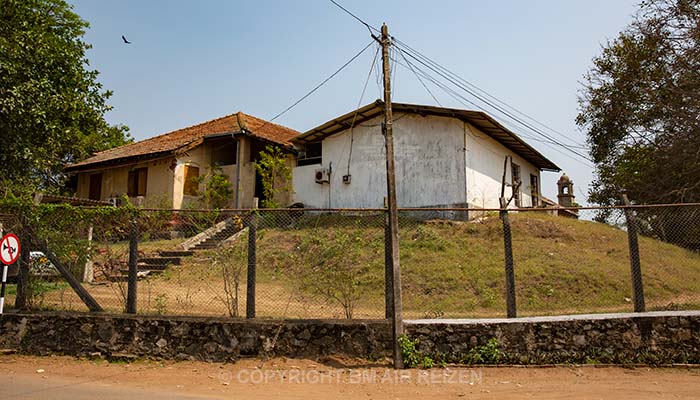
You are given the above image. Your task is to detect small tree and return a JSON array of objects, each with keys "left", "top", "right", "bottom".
[
  {"left": 254, "top": 145, "right": 291, "bottom": 208},
  {"left": 211, "top": 242, "right": 246, "bottom": 317},
  {"left": 200, "top": 166, "right": 233, "bottom": 210},
  {"left": 295, "top": 226, "right": 382, "bottom": 318}
]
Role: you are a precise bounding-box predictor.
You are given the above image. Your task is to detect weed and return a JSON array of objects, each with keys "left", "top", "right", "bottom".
[
  {"left": 153, "top": 293, "right": 168, "bottom": 315},
  {"left": 462, "top": 338, "right": 503, "bottom": 364},
  {"left": 398, "top": 335, "right": 422, "bottom": 368}
]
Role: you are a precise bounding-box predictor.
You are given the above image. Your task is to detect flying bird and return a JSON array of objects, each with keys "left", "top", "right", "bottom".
[{"left": 122, "top": 35, "right": 131, "bottom": 44}]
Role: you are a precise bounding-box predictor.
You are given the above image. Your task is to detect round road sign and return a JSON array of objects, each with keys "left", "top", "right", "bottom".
[{"left": 0, "top": 234, "right": 20, "bottom": 265}]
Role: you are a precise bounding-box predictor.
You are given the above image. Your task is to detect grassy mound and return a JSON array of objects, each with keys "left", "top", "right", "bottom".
[{"left": 251, "top": 212, "right": 700, "bottom": 318}]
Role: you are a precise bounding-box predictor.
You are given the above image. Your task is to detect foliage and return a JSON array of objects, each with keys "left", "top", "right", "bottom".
[
  {"left": 0, "top": 0, "right": 132, "bottom": 191},
  {"left": 199, "top": 166, "right": 233, "bottom": 210},
  {"left": 577, "top": 0, "right": 700, "bottom": 209},
  {"left": 293, "top": 224, "right": 382, "bottom": 318},
  {"left": 398, "top": 335, "right": 426, "bottom": 368},
  {"left": 461, "top": 338, "right": 502, "bottom": 364},
  {"left": 254, "top": 145, "right": 291, "bottom": 208},
  {"left": 211, "top": 242, "right": 246, "bottom": 318},
  {"left": 397, "top": 335, "right": 446, "bottom": 369},
  {"left": 0, "top": 189, "right": 138, "bottom": 310}
]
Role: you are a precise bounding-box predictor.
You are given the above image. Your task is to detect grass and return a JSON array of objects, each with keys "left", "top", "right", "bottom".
[
  {"left": 250, "top": 211, "right": 700, "bottom": 318},
  {"left": 18, "top": 211, "right": 700, "bottom": 319}
]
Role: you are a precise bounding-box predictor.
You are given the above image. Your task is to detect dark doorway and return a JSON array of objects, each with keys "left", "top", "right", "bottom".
[
  {"left": 254, "top": 169, "right": 269, "bottom": 207},
  {"left": 89, "top": 173, "right": 102, "bottom": 201}
]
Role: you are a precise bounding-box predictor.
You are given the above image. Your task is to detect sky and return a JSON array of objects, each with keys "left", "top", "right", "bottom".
[{"left": 69, "top": 0, "right": 640, "bottom": 203}]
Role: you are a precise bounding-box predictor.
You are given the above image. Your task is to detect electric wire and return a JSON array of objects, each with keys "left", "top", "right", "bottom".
[
  {"left": 268, "top": 41, "right": 374, "bottom": 123},
  {"left": 390, "top": 53, "right": 593, "bottom": 168},
  {"left": 395, "top": 44, "right": 593, "bottom": 162},
  {"left": 393, "top": 39, "right": 589, "bottom": 150},
  {"left": 347, "top": 44, "right": 381, "bottom": 174},
  {"left": 328, "top": 0, "right": 379, "bottom": 34},
  {"left": 327, "top": 0, "right": 592, "bottom": 164},
  {"left": 397, "top": 45, "right": 442, "bottom": 106}
]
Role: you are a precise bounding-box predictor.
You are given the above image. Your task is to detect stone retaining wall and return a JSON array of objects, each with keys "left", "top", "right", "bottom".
[{"left": 0, "top": 311, "right": 698, "bottom": 364}]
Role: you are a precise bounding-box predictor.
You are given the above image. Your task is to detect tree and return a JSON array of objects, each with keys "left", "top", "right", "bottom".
[
  {"left": 577, "top": 0, "right": 700, "bottom": 207},
  {"left": 254, "top": 145, "right": 291, "bottom": 208},
  {"left": 0, "top": 0, "right": 131, "bottom": 191}
]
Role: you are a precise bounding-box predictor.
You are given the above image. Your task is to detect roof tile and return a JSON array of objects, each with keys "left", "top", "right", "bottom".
[{"left": 66, "top": 112, "right": 300, "bottom": 170}]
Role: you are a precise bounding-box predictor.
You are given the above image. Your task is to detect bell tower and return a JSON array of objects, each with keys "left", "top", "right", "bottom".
[{"left": 557, "top": 174, "right": 575, "bottom": 207}]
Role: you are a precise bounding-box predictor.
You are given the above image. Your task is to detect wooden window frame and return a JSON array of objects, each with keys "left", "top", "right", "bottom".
[{"left": 127, "top": 167, "right": 148, "bottom": 197}]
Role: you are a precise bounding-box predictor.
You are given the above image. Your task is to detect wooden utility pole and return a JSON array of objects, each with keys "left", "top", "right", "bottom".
[{"left": 379, "top": 23, "right": 404, "bottom": 369}]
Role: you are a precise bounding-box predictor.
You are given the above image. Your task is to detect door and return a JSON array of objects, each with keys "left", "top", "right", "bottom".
[{"left": 89, "top": 173, "right": 102, "bottom": 201}]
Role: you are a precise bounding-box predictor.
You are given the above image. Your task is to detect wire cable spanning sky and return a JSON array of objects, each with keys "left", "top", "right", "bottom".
[{"left": 70, "top": 0, "right": 639, "bottom": 202}]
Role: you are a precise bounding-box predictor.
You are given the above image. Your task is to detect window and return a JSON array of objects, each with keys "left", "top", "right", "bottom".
[
  {"left": 530, "top": 174, "right": 539, "bottom": 207},
  {"left": 183, "top": 165, "right": 200, "bottom": 196},
  {"left": 297, "top": 142, "right": 322, "bottom": 166},
  {"left": 88, "top": 173, "right": 102, "bottom": 201},
  {"left": 211, "top": 141, "right": 237, "bottom": 166},
  {"left": 127, "top": 167, "right": 148, "bottom": 197},
  {"left": 511, "top": 163, "right": 521, "bottom": 207}
]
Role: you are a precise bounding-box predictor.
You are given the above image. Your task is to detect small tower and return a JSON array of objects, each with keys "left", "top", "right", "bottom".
[{"left": 557, "top": 174, "right": 575, "bottom": 207}]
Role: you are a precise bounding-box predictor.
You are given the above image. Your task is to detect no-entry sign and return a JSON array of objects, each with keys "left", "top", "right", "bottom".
[{"left": 0, "top": 233, "right": 20, "bottom": 265}]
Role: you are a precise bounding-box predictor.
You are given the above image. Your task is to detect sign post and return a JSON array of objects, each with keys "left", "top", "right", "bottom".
[{"left": 0, "top": 233, "right": 21, "bottom": 314}]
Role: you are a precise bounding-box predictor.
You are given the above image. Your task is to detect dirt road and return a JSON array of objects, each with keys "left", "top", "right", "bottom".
[{"left": 0, "top": 355, "right": 698, "bottom": 399}]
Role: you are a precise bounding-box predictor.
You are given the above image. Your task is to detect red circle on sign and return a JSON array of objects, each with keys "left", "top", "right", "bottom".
[{"left": 0, "top": 233, "right": 20, "bottom": 265}]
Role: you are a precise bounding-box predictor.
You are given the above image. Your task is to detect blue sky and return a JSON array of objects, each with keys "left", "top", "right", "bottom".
[{"left": 70, "top": 0, "right": 639, "bottom": 202}]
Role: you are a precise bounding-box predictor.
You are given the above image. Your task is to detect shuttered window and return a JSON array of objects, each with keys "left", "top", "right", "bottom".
[{"left": 183, "top": 165, "right": 200, "bottom": 196}]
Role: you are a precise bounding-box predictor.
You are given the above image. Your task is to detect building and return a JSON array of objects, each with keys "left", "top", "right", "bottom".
[
  {"left": 65, "top": 112, "right": 300, "bottom": 209},
  {"left": 291, "top": 101, "right": 560, "bottom": 211}
]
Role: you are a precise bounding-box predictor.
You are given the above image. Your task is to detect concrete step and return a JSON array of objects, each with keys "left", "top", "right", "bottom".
[
  {"left": 140, "top": 257, "right": 181, "bottom": 266},
  {"left": 158, "top": 250, "right": 194, "bottom": 257},
  {"left": 192, "top": 243, "right": 219, "bottom": 250},
  {"left": 136, "top": 263, "right": 168, "bottom": 271},
  {"left": 120, "top": 268, "right": 164, "bottom": 276}
]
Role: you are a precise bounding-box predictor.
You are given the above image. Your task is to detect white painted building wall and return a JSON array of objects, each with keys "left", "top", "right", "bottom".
[{"left": 292, "top": 113, "right": 541, "bottom": 210}]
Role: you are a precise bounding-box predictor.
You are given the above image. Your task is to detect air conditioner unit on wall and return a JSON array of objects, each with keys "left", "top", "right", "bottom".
[{"left": 315, "top": 168, "right": 330, "bottom": 184}]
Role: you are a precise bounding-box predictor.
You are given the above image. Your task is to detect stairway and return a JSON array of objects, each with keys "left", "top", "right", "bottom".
[
  {"left": 112, "top": 219, "right": 244, "bottom": 281},
  {"left": 190, "top": 219, "right": 242, "bottom": 250}
]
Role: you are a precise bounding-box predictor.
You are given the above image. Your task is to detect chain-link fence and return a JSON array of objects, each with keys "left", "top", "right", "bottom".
[{"left": 1, "top": 203, "right": 698, "bottom": 320}]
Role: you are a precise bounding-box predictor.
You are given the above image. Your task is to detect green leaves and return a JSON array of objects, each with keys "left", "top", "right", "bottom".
[
  {"left": 254, "top": 145, "right": 291, "bottom": 208},
  {"left": 577, "top": 0, "right": 700, "bottom": 207},
  {"left": 0, "top": 0, "right": 131, "bottom": 191}
]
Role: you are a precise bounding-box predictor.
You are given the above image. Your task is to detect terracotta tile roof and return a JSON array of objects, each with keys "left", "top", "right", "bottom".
[{"left": 65, "top": 112, "right": 300, "bottom": 171}]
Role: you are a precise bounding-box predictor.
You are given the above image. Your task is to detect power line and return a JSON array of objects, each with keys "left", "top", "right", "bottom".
[
  {"left": 326, "top": 0, "right": 592, "bottom": 163},
  {"left": 328, "top": 0, "right": 378, "bottom": 34},
  {"left": 390, "top": 53, "right": 594, "bottom": 168},
  {"left": 398, "top": 47, "right": 442, "bottom": 106},
  {"left": 394, "top": 43, "right": 593, "bottom": 162},
  {"left": 347, "top": 45, "right": 381, "bottom": 174},
  {"left": 269, "top": 41, "right": 374, "bottom": 123},
  {"left": 393, "top": 38, "right": 589, "bottom": 150}
]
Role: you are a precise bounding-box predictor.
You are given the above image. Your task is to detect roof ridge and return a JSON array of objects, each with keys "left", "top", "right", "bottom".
[{"left": 238, "top": 112, "right": 301, "bottom": 134}]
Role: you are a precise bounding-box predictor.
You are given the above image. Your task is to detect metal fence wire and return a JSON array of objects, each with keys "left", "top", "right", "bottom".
[{"left": 0, "top": 203, "right": 698, "bottom": 319}]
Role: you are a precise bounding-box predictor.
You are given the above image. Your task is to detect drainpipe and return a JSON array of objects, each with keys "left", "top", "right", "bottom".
[{"left": 234, "top": 133, "right": 242, "bottom": 209}]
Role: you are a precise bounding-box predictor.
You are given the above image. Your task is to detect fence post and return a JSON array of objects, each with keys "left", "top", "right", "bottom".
[
  {"left": 83, "top": 225, "right": 94, "bottom": 283},
  {"left": 622, "top": 194, "right": 645, "bottom": 312},
  {"left": 14, "top": 228, "right": 29, "bottom": 310},
  {"left": 126, "top": 218, "right": 139, "bottom": 314},
  {"left": 246, "top": 199, "right": 258, "bottom": 319},
  {"left": 500, "top": 199, "right": 517, "bottom": 318}
]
